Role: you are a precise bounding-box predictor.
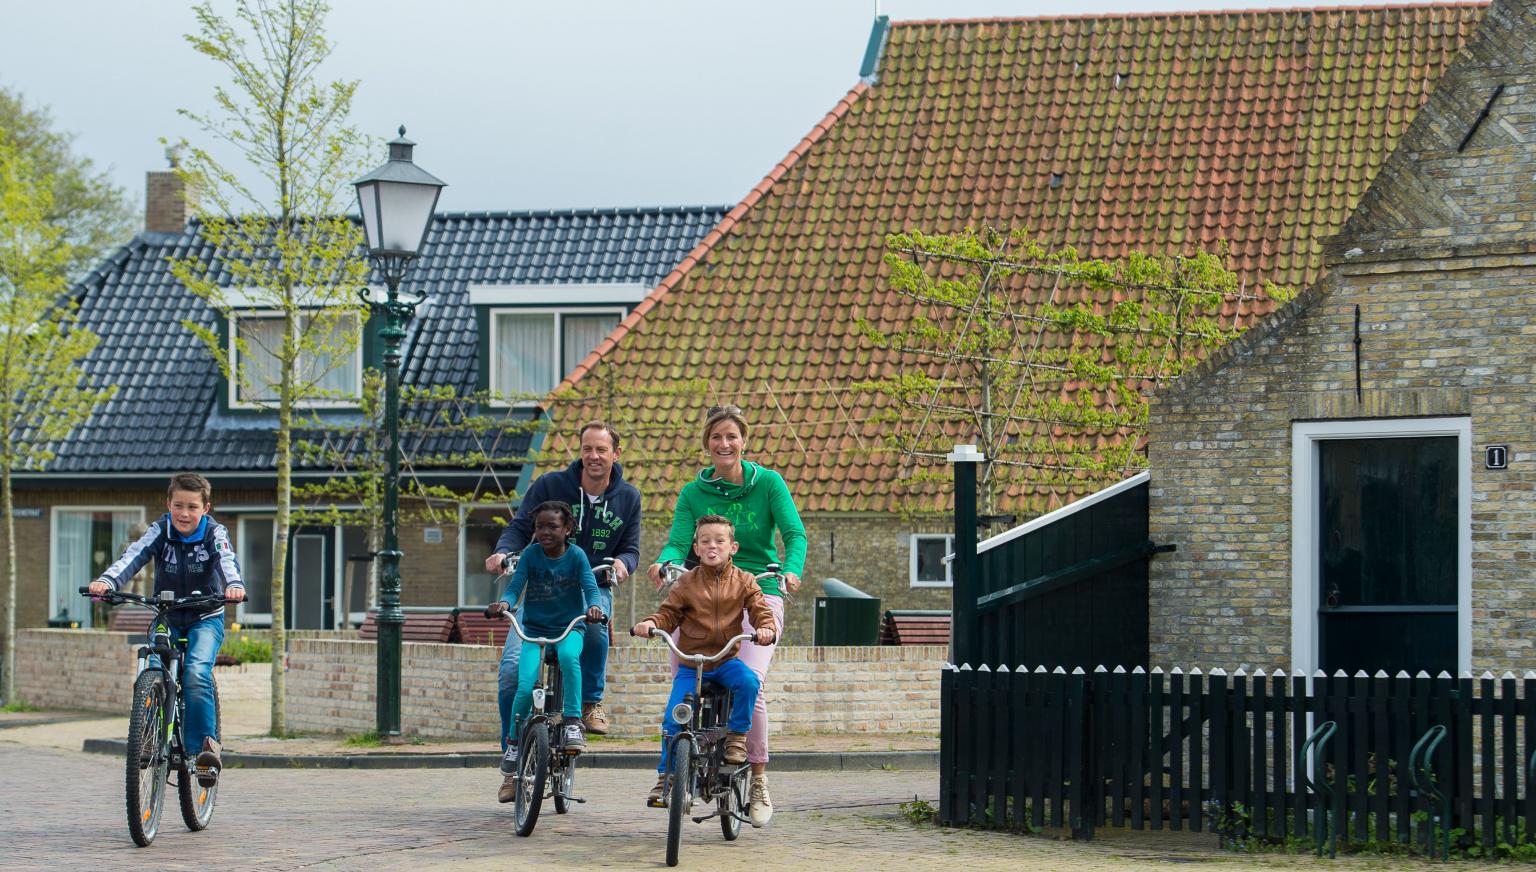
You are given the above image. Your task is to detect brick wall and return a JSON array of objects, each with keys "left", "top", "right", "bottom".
[
  {"left": 11, "top": 629, "right": 266, "bottom": 711},
  {"left": 285, "top": 637, "right": 946, "bottom": 739},
  {"left": 1147, "top": 254, "right": 1536, "bottom": 674}
]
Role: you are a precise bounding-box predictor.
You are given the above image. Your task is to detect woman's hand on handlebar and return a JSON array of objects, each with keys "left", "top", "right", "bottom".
[
  {"left": 646, "top": 563, "right": 664, "bottom": 590},
  {"left": 781, "top": 571, "right": 801, "bottom": 594}
]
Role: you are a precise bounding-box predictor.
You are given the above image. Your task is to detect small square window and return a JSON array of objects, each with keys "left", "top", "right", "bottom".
[{"left": 911, "top": 534, "right": 954, "bottom": 587}]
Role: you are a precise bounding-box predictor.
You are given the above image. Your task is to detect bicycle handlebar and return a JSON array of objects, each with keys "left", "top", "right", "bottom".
[
  {"left": 79, "top": 587, "right": 235, "bottom": 612},
  {"left": 643, "top": 629, "right": 759, "bottom": 665},
  {"left": 505, "top": 611, "right": 608, "bottom": 646}
]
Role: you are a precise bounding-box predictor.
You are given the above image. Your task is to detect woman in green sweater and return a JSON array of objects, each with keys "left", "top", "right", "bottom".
[{"left": 647, "top": 404, "right": 806, "bottom": 828}]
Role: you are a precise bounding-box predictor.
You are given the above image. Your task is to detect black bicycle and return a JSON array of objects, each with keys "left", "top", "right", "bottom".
[
  {"left": 489, "top": 555, "right": 612, "bottom": 837},
  {"left": 642, "top": 562, "right": 779, "bottom": 868},
  {"left": 81, "top": 586, "right": 231, "bottom": 847}
]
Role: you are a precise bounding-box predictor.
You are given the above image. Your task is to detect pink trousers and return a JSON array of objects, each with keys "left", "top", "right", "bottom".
[{"left": 669, "top": 594, "right": 784, "bottom": 764}]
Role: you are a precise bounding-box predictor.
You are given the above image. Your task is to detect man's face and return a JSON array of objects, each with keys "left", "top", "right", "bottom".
[
  {"left": 167, "top": 489, "right": 209, "bottom": 536},
  {"left": 693, "top": 524, "right": 738, "bottom": 568},
  {"left": 579, "top": 427, "right": 618, "bottom": 485}
]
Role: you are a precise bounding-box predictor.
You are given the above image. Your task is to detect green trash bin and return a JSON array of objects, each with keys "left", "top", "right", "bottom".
[{"left": 813, "top": 578, "right": 881, "bottom": 646}]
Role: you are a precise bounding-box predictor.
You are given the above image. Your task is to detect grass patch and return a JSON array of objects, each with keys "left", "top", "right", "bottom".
[
  {"left": 2, "top": 700, "right": 40, "bottom": 713},
  {"left": 343, "top": 730, "right": 382, "bottom": 748}
]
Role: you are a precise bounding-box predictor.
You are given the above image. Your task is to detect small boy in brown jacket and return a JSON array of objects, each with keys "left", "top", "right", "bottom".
[{"left": 633, "top": 514, "right": 775, "bottom": 804}]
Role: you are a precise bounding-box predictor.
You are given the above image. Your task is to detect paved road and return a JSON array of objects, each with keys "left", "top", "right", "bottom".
[{"left": 0, "top": 743, "right": 1505, "bottom": 871}]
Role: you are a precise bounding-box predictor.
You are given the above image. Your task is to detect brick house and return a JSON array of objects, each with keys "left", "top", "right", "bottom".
[
  {"left": 4, "top": 170, "right": 725, "bottom": 639},
  {"left": 1147, "top": 0, "right": 1536, "bottom": 675},
  {"left": 541, "top": 6, "right": 1483, "bottom": 638}
]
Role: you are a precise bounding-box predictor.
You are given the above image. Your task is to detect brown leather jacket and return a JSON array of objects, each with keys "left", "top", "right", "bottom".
[{"left": 642, "top": 561, "right": 774, "bottom": 660}]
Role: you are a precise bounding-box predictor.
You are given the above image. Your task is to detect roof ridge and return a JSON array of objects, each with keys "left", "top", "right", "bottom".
[
  {"left": 890, "top": 1, "right": 1488, "bottom": 27},
  {"left": 552, "top": 80, "right": 872, "bottom": 396},
  {"left": 432, "top": 205, "right": 732, "bottom": 221}
]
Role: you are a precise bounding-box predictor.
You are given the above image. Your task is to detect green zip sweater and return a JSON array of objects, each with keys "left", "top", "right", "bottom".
[{"left": 656, "top": 461, "right": 806, "bottom": 597}]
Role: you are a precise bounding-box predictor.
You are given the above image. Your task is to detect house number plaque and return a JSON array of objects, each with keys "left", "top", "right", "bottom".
[{"left": 1485, "top": 445, "right": 1509, "bottom": 469}]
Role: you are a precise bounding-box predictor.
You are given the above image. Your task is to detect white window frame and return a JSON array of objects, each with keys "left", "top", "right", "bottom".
[
  {"left": 910, "top": 533, "right": 955, "bottom": 588},
  {"left": 228, "top": 309, "right": 364, "bottom": 409},
  {"left": 50, "top": 505, "right": 146, "bottom": 629},
  {"left": 486, "top": 306, "right": 625, "bottom": 407},
  {"left": 459, "top": 503, "right": 513, "bottom": 607},
  {"left": 233, "top": 515, "right": 277, "bottom": 627},
  {"left": 1290, "top": 417, "right": 1472, "bottom": 677}
]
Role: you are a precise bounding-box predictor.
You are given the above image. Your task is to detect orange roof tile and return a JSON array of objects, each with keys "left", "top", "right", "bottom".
[{"left": 548, "top": 3, "right": 1484, "bottom": 516}]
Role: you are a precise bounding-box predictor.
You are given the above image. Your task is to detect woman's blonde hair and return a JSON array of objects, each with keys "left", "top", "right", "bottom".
[{"left": 701, "top": 404, "right": 748, "bottom": 449}]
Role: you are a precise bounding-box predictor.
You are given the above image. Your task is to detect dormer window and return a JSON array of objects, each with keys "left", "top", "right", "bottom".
[
  {"left": 229, "top": 309, "right": 364, "bottom": 408},
  {"left": 471, "top": 283, "right": 645, "bottom": 406}
]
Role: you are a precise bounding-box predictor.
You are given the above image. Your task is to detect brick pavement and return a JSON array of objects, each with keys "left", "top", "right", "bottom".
[{"left": 0, "top": 742, "right": 1510, "bottom": 871}]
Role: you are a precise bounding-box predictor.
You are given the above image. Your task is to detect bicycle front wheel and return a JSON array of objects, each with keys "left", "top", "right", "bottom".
[
  {"left": 178, "top": 684, "right": 221, "bottom": 831},
  {"left": 513, "top": 724, "right": 548, "bottom": 837},
  {"left": 666, "top": 737, "right": 693, "bottom": 867},
  {"left": 125, "top": 671, "right": 169, "bottom": 847}
]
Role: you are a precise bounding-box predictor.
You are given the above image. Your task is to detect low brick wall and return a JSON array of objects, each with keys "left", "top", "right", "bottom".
[{"left": 285, "top": 638, "right": 946, "bottom": 739}]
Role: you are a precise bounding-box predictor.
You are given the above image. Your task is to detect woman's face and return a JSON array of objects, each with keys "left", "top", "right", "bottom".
[{"left": 706, "top": 420, "right": 745, "bottom": 467}]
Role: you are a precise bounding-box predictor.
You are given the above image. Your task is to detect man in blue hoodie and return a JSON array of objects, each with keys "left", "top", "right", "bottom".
[{"left": 485, "top": 421, "right": 641, "bottom": 750}]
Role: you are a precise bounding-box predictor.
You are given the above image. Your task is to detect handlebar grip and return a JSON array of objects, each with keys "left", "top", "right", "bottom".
[{"left": 78, "top": 585, "right": 92, "bottom": 595}]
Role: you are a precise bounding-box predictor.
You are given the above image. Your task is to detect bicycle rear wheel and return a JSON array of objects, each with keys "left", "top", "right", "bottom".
[
  {"left": 178, "top": 685, "right": 221, "bottom": 831},
  {"left": 553, "top": 751, "right": 576, "bottom": 814},
  {"left": 126, "top": 671, "right": 169, "bottom": 847},
  {"left": 719, "top": 766, "right": 746, "bottom": 841},
  {"left": 513, "top": 724, "right": 548, "bottom": 837},
  {"left": 666, "top": 737, "right": 693, "bottom": 867}
]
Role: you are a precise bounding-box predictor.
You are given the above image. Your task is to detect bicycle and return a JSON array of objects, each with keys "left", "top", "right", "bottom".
[
  {"left": 642, "top": 560, "right": 781, "bottom": 867},
  {"left": 80, "top": 586, "right": 233, "bottom": 847},
  {"left": 490, "top": 555, "right": 612, "bottom": 837}
]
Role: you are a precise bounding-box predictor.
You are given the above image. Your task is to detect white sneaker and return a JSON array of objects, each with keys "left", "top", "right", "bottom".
[
  {"left": 563, "top": 722, "right": 586, "bottom": 752},
  {"left": 500, "top": 744, "right": 519, "bottom": 774},
  {"left": 748, "top": 774, "right": 773, "bottom": 827}
]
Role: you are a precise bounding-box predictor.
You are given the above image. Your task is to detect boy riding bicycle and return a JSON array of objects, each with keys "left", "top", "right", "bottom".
[
  {"left": 87, "top": 472, "right": 244, "bottom": 785},
  {"left": 484, "top": 500, "right": 605, "bottom": 802},
  {"left": 632, "top": 514, "right": 775, "bottom": 805}
]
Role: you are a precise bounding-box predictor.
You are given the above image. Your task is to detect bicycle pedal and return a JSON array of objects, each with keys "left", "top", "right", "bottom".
[
  {"left": 195, "top": 765, "right": 220, "bottom": 787},
  {"left": 647, "top": 796, "right": 668, "bottom": 808}
]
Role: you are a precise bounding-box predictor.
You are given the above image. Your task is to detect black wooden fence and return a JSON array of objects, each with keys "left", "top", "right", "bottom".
[{"left": 941, "top": 664, "right": 1536, "bottom": 854}]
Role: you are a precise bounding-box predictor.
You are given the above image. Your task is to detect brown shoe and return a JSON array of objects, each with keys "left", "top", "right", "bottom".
[
  {"left": 647, "top": 774, "right": 669, "bottom": 807},
  {"left": 582, "top": 701, "right": 610, "bottom": 735},
  {"left": 723, "top": 731, "right": 748, "bottom": 765},
  {"left": 194, "top": 737, "right": 221, "bottom": 786},
  {"left": 498, "top": 772, "right": 518, "bottom": 803}
]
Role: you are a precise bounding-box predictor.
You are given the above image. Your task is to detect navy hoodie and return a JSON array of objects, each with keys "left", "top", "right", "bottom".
[{"left": 494, "top": 460, "right": 642, "bottom": 583}]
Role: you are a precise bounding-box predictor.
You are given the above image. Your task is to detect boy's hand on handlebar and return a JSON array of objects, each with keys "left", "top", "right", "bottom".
[
  {"left": 484, "top": 601, "right": 510, "bottom": 621},
  {"left": 632, "top": 619, "right": 656, "bottom": 639},
  {"left": 586, "top": 605, "right": 607, "bottom": 623},
  {"left": 754, "top": 627, "right": 776, "bottom": 646},
  {"left": 225, "top": 587, "right": 246, "bottom": 603},
  {"left": 87, "top": 580, "right": 110, "bottom": 596}
]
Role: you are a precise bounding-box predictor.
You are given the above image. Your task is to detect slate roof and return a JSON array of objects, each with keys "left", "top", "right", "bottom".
[
  {"left": 549, "top": 4, "right": 1484, "bottom": 516},
  {"left": 43, "top": 206, "right": 728, "bottom": 476}
]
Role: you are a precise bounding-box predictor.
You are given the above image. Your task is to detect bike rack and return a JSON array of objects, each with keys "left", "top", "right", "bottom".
[
  {"left": 1408, "top": 724, "right": 1450, "bottom": 862},
  {"left": 1298, "top": 720, "right": 1338, "bottom": 859}
]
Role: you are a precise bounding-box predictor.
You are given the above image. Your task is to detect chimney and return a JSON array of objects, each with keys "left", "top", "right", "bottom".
[{"left": 145, "top": 145, "right": 193, "bottom": 233}]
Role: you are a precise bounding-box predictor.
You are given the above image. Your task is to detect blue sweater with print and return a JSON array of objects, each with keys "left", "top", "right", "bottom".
[{"left": 498, "top": 546, "right": 600, "bottom": 638}]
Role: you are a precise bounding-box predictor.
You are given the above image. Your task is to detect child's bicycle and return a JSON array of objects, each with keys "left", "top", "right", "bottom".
[
  {"left": 79, "top": 585, "right": 233, "bottom": 847},
  {"left": 490, "top": 555, "right": 612, "bottom": 837},
  {"left": 643, "top": 561, "right": 781, "bottom": 867}
]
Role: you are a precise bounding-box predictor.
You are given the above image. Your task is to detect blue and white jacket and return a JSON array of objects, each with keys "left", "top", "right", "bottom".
[{"left": 97, "top": 514, "right": 244, "bottom": 623}]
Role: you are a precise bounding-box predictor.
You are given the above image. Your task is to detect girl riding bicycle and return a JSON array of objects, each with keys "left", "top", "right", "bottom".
[{"left": 484, "top": 500, "right": 604, "bottom": 789}]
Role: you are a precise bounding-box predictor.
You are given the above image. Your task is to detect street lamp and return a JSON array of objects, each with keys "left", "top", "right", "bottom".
[{"left": 353, "top": 126, "right": 446, "bottom": 739}]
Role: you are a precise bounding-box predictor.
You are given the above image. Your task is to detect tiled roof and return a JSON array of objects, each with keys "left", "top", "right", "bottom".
[
  {"left": 45, "top": 206, "right": 728, "bottom": 475},
  {"left": 549, "top": 4, "right": 1484, "bottom": 516}
]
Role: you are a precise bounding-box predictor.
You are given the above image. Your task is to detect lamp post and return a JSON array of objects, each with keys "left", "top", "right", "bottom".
[{"left": 353, "top": 126, "right": 446, "bottom": 739}]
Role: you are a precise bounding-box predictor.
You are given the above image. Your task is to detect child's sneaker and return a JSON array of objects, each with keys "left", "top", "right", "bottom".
[
  {"left": 647, "top": 774, "right": 669, "bottom": 807},
  {"left": 499, "top": 743, "right": 519, "bottom": 774},
  {"left": 562, "top": 722, "right": 586, "bottom": 754},
  {"left": 194, "top": 737, "right": 222, "bottom": 787},
  {"left": 723, "top": 731, "right": 748, "bottom": 764},
  {"left": 748, "top": 774, "right": 774, "bottom": 827}
]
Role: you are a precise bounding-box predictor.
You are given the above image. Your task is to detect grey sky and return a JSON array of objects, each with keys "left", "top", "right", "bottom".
[{"left": 5, "top": 0, "right": 1374, "bottom": 216}]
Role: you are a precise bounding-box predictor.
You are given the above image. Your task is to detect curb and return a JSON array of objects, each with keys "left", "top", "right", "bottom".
[{"left": 82, "top": 739, "right": 937, "bottom": 771}]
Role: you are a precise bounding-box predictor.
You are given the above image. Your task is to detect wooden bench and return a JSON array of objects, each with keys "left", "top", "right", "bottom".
[
  {"left": 358, "top": 608, "right": 459, "bottom": 643},
  {"left": 455, "top": 611, "right": 510, "bottom": 648},
  {"left": 880, "top": 610, "right": 951, "bottom": 646},
  {"left": 107, "top": 606, "right": 155, "bottom": 636}
]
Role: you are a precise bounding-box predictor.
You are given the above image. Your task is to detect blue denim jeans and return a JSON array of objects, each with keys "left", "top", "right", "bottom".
[
  {"left": 155, "top": 613, "right": 224, "bottom": 756},
  {"left": 497, "top": 586, "right": 614, "bottom": 749},
  {"left": 657, "top": 657, "right": 759, "bottom": 774}
]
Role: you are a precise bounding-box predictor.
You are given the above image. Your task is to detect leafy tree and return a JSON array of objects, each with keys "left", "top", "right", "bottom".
[
  {"left": 168, "top": 0, "right": 371, "bottom": 735},
  {"left": 0, "top": 144, "right": 115, "bottom": 702},
  {"left": 856, "top": 227, "right": 1293, "bottom": 518},
  {"left": 0, "top": 84, "right": 136, "bottom": 275}
]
